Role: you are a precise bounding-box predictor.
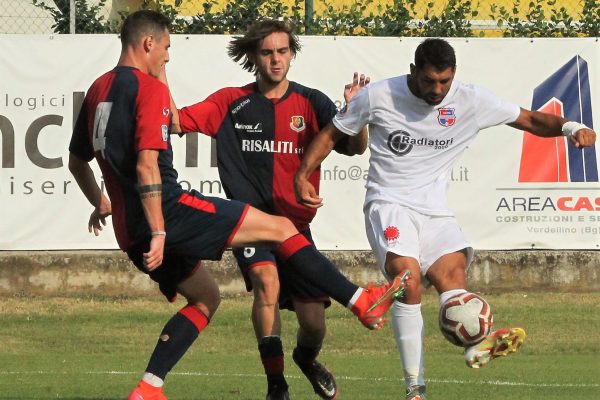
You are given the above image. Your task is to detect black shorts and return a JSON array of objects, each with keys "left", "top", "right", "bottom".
[
  {"left": 233, "top": 229, "right": 331, "bottom": 311},
  {"left": 127, "top": 190, "right": 249, "bottom": 301}
]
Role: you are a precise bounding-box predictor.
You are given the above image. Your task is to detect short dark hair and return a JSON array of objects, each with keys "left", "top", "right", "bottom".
[
  {"left": 227, "top": 19, "right": 301, "bottom": 74},
  {"left": 414, "top": 38, "right": 456, "bottom": 71},
  {"left": 120, "top": 10, "right": 170, "bottom": 47}
]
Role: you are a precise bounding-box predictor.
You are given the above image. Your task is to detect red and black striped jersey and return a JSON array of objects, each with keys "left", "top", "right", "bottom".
[
  {"left": 69, "top": 66, "right": 174, "bottom": 250},
  {"left": 179, "top": 81, "right": 337, "bottom": 231}
]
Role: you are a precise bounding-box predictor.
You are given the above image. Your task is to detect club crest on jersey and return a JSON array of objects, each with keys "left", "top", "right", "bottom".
[
  {"left": 437, "top": 108, "right": 456, "bottom": 127},
  {"left": 290, "top": 116, "right": 306, "bottom": 132},
  {"left": 161, "top": 125, "right": 168, "bottom": 141},
  {"left": 383, "top": 226, "right": 400, "bottom": 242}
]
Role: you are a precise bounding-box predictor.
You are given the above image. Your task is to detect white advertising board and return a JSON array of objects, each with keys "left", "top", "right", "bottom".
[{"left": 0, "top": 35, "right": 598, "bottom": 250}]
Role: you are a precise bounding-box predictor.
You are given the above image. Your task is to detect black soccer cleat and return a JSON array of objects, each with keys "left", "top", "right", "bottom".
[
  {"left": 293, "top": 350, "right": 338, "bottom": 399},
  {"left": 266, "top": 384, "right": 290, "bottom": 400}
]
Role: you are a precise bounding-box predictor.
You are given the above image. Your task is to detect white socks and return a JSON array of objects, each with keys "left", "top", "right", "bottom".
[
  {"left": 439, "top": 289, "right": 467, "bottom": 307},
  {"left": 347, "top": 287, "right": 363, "bottom": 309},
  {"left": 142, "top": 372, "right": 164, "bottom": 387},
  {"left": 391, "top": 301, "right": 424, "bottom": 388}
]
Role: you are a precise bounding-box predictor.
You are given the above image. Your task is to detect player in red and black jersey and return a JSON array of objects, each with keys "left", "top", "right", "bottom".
[
  {"left": 69, "top": 11, "right": 405, "bottom": 400},
  {"left": 172, "top": 20, "right": 369, "bottom": 400}
]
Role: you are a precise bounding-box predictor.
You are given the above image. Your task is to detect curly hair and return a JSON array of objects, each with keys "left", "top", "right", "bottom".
[{"left": 227, "top": 19, "right": 301, "bottom": 74}]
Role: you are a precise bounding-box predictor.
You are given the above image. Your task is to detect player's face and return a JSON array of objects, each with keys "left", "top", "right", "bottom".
[
  {"left": 147, "top": 28, "right": 171, "bottom": 78},
  {"left": 409, "top": 63, "right": 455, "bottom": 106},
  {"left": 254, "top": 32, "right": 293, "bottom": 85}
]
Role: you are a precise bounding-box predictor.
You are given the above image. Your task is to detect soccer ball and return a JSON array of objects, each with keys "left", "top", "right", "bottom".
[{"left": 439, "top": 292, "right": 493, "bottom": 347}]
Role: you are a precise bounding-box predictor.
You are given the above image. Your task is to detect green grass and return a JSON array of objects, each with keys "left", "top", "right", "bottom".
[{"left": 0, "top": 292, "right": 599, "bottom": 399}]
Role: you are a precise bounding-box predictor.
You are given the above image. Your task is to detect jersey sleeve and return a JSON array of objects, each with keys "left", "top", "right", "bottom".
[
  {"left": 472, "top": 84, "right": 521, "bottom": 130},
  {"left": 309, "top": 88, "right": 337, "bottom": 130},
  {"left": 178, "top": 88, "right": 234, "bottom": 137},
  {"left": 135, "top": 79, "right": 171, "bottom": 152},
  {"left": 332, "top": 86, "right": 371, "bottom": 136},
  {"left": 308, "top": 88, "right": 350, "bottom": 154},
  {"left": 68, "top": 98, "right": 95, "bottom": 161}
]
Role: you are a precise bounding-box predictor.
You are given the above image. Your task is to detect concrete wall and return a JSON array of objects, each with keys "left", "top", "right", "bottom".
[{"left": 1, "top": 250, "right": 598, "bottom": 297}]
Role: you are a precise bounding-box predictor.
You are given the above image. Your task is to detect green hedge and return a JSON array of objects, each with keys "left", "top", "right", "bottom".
[{"left": 33, "top": 0, "right": 600, "bottom": 37}]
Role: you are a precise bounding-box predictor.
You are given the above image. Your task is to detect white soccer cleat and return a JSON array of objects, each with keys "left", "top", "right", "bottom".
[
  {"left": 465, "top": 327, "right": 526, "bottom": 368},
  {"left": 406, "top": 385, "right": 426, "bottom": 400}
]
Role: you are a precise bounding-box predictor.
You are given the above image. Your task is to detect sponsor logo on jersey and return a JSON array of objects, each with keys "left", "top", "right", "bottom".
[
  {"left": 437, "top": 107, "right": 456, "bottom": 127},
  {"left": 383, "top": 226, "right": 400, "bottom": 242},
  {"left": 290, "top": 116, "right": 305, "bottom": 132},
  {"left": 231, "top": 98, "right": 250, "bottom": 114},
  {"left": 161, "top": 125, "right": 168, "bottom": 141},
  {"left": 241, "top": 139, "right": 301, "bottom": 154},
  {"left": 518, "top": 55, "right": 598, "bottom": 182},
  {"left": 234, "top": 122, "right": 263, "bottom": 133},
  {"left": 162, "top": 107, "right": 170, "bottom": 117},
  {"left": 387, "top": 130, "right": 454, "bottom": 156}
]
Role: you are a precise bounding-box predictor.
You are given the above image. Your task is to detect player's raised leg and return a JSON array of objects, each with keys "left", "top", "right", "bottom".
[
  {"left": 428, "top": 253, "right": 527, "bottom": 369},
  {"left": 231, "top": 206, "right": 406, "bottom": 330},
  {"left": 464, "top": 328, "right": 527, "bottom": 368}
]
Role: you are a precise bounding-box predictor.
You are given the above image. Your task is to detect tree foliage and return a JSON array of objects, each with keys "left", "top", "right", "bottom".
[
  {"left": 33, "top": 0, "right": 600, "bottom": 37},
  {"left": 32, "top": 0, "right": 113, "bottom": 33}
]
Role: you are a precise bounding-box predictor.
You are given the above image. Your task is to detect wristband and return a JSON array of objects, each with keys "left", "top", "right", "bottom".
[
  {"left": 137, "top": 184, "right": 163, "bottom": 194},
  {"left": 151, "top": 231, "right": 166, "bottom": 237},
  {"left": 562, "top": 121, "right": 588, "bottom": 138}
]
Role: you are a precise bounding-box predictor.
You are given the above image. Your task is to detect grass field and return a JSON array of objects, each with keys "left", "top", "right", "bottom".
[{"left": 1, "top": 292, "right": 599, "bottom": 399}]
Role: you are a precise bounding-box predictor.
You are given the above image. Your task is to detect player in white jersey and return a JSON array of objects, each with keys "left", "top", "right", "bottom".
[{"left": 294, "top": 38, "right": 596, "bottom": 400}]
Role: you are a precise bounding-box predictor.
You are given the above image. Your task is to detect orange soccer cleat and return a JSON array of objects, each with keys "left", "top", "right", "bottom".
[{"left": 352, "top": 271, "right": 410, "bottom": 330}]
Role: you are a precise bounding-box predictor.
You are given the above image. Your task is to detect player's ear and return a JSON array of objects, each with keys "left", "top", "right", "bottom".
[{"left": 143, "top": 35, "right": 154, "bottom": 53}]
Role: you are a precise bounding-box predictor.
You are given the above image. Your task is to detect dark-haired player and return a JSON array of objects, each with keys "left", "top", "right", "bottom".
[
  {"left": 68, "top": 10, "right": 406, "bottom": 400},
  {"left": 295, "top": 38, "right": 596, "bottom": 400}
]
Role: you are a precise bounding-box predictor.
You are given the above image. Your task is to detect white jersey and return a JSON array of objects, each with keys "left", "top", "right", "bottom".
[{"left": 333, "top": 75, "right": 520, "bottom": 216}]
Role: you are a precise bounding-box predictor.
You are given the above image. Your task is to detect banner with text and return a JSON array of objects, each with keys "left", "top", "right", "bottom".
[{"left": 0, "top": 36, "right": 598, "bottom": 250}]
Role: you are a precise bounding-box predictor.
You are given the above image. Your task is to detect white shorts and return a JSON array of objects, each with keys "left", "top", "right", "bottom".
[{"left": 364, "top": 201, "right": 474, "bottom": 282}]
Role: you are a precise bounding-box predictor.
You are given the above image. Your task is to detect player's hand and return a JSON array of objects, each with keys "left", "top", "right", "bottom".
[
  {"left": 143, "top": 235, "right": 165, "bottom": 271},
  {"left": 294, "top": 177, "right": 323, "bottom": 209},
  {"left": 88, "top": 197, "right": 112, "bottom": 236},
  {"left": 571, "top": 128, "right": 596, "bottom": 148},
  {"left": 344, "top": 72, "right": 370, "bottom": 104}
]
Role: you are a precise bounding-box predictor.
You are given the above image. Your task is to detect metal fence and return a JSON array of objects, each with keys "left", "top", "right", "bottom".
[{"left": 0, "top": 0, "right": 591, "bottom": 35}]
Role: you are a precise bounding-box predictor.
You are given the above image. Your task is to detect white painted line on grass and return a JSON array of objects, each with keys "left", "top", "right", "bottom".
[{"left": 0, "top": 370, "right": 598, "bottom": 389}]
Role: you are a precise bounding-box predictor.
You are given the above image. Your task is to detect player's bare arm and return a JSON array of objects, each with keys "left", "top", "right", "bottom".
[
  {"left": 137, "top": 149, "right": 165, "bottom": 271},
  {"left": 294, "top": 123, "right": 343, "bottom": 208},
  {"left": 338, "top": 127, "right": 368, "bottom": 156},
  {"left": 157, "top": 67, "right": 182, "bottom": 135},
  {"left": 509, "top": 108, "right": 597, "bottom": 148},
  {"left": 168, "top": 93, "right": 181, "bottom": 134},
  {"left": 68, "top": 153, "right": 112, "bottom": 236}
]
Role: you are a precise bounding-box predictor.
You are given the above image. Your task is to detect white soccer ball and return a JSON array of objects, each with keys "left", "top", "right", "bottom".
[{"left": 439, "top": 292, "right": 493, "bottom": 347}]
